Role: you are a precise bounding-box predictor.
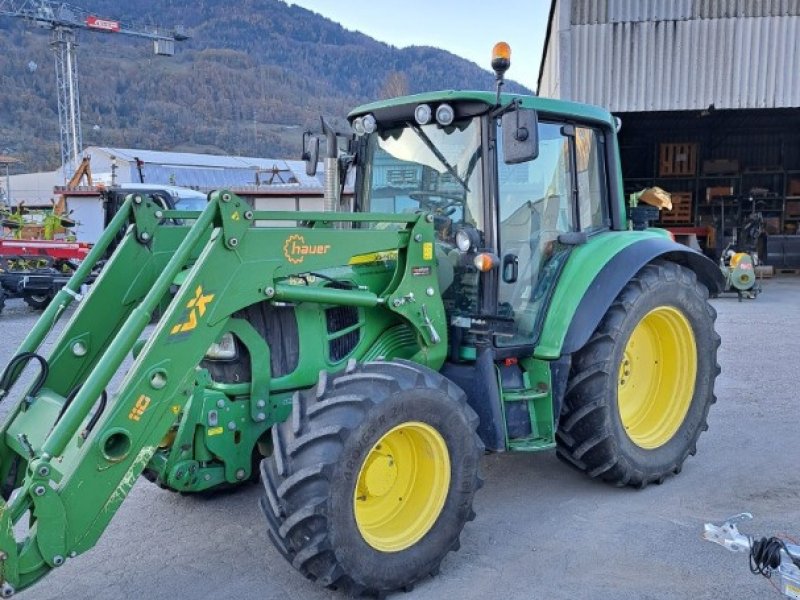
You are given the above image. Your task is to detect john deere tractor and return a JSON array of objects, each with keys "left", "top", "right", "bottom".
[{"left": 0, "top": 45, "right": 722, "bottom": 597}]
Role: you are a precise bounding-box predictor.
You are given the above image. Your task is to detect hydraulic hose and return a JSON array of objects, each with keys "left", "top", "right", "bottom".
[
  {"left": 0, "top": 352, "right": 49, "bottom": 402},
  {"left": 81, "top": 391, "right": 109, "bottom": 439}
]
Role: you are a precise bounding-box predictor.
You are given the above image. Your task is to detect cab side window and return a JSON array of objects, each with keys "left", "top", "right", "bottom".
[{"left": 575, "top": 127, "right": 610, "bottom": 232}]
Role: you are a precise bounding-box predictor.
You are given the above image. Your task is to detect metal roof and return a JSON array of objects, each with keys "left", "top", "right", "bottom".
[
  {"left": 86, "top": 147, "right": 324, "bottom": 190},
  {"left": 539, "top": 0, "right": 800, "bottom": 112},
  {"left": 572, "top": 0, "right": 800, "bottom": 24}
]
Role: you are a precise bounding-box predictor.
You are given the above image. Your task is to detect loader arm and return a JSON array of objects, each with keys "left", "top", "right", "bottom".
[{"left": 0, "top": 191, "right": 445, "bottom": 595}]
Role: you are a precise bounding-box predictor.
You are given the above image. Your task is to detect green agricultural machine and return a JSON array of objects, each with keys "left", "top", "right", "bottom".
[{"left": 0, "top": 46, "right": 722, "bottom": 596}]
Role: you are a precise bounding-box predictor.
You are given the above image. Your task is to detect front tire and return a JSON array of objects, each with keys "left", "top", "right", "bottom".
[
  {"left": 556, "top": 260, "right": 720, "bottom": 488},
  {"left": 260, "top": 360, "right": 482, "bottom": 595}
]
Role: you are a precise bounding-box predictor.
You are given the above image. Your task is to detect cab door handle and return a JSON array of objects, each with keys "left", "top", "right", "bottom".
[{"left": 502, "top": 254, "right": 519, "bottom": 283}]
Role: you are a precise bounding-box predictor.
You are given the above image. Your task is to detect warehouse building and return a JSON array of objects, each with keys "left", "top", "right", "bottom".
[
  {"left": 538, "top": 0, "right": 800, "bottom": 268},
  {"left": 4, "top": 147, "right": 340, "bottom": 243}
]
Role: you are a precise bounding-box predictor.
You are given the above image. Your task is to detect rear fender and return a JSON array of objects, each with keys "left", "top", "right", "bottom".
[{"left": 536, "top": 233, "right": 723, "bottom": 359}]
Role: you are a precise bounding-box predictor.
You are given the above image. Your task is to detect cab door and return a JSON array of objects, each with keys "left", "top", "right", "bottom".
[{"left": 494, "top": 119, "right": 610, "bottom": 349}]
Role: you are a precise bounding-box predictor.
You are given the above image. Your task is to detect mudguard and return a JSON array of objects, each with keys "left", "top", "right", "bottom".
[{"left": 560, "top": 236, "right": 723, "bottom": 355}]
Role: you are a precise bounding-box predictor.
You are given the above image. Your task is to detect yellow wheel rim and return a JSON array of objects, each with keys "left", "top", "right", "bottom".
[
  {"left": 353, "top": 421, "right": 450, "bottom": 552},
  {"left": 617, "top": 306, "right": 697, "bottom": 449}
]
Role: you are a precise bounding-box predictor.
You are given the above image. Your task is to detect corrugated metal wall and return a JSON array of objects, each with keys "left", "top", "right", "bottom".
[
  {"left": 540, "top": 0, "right": 800, "bottom": 111},
  {"left": 573, "top": 0, "right": 800, "bottom": 24}
]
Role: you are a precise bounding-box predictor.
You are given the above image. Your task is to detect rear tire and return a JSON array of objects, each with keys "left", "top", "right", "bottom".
[
  {"left": 260, "top": 360, "right": 482, "bottom": 595},
  {"left": 556, "top": 260, "right": 720, "bottom": 488}
]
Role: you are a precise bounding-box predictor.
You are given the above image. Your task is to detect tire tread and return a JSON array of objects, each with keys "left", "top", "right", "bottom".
[
  {"left": 556, "top": 260, "right": 719, "bottom": 488},
  {"left": 261, "top": 360, "right": 481, "bottom": 595}
]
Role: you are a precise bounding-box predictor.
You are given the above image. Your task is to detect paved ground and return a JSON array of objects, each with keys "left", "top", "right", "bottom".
[{"left": 2, "top": 276, "right": 799, "bottom": 600}]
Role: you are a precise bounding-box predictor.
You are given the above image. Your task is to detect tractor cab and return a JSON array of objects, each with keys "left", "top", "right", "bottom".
[{"left": 347, "top": 89, "right": 619, "bottom": 361}]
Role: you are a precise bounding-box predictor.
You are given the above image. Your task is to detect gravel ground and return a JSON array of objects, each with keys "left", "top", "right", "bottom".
[{"left": 1, "top": 276, "right": 798, "bottom": 600}]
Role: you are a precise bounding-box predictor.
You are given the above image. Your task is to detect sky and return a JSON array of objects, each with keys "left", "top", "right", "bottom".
[{"left": 288, "top": 1, "right": 551, "bottom": 91}]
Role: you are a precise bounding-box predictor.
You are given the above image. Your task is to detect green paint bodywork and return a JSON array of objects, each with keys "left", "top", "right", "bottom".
[
  {"left": 503, "top": 358, "right": 555, "bottom": 451},
  {"left": 535, "top": 228, "right": 670, "bottom": 359},
  {"left": 350, "top": 90, "right": 673, "bottom": 370}
]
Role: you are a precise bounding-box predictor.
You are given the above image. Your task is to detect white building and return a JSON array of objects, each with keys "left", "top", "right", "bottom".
[{"left": 7, "top": 146, "right": 324, "bottom": 205}]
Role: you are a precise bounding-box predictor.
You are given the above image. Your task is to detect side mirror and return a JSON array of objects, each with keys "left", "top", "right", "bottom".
[
  {"left": 502, "top": 107, "right": 538, "bottom": 164},
  {"left": 302, "top": 131, "right": 319, "bottom": 177}
]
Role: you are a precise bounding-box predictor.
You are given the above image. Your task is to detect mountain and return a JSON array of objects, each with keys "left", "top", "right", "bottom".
[{"left": 0, "top": 0, "right": 530, "bottom": 173}]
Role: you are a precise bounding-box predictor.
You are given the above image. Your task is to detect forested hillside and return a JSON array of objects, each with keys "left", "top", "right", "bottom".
[{"left": 0, "top": 0, "right": 530, "bottom": 172}]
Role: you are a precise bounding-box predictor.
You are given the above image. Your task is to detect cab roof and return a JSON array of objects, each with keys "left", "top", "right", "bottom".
[{"left": 349, "top": 90, "right": 615, "bottom": 129}]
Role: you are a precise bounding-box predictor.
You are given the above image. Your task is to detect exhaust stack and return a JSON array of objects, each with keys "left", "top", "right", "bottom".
[{"left": 321, "top": 118, "right": 339, "bottom": 212}]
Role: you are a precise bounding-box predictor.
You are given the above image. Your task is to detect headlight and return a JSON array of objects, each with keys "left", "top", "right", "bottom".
[
  {"left": 352, "top": 117, "right": 365, "bottom": 136},
  {"left": 436, "top": 103, "right": 454, "bottom": 126},
  {"left": 414, "top": 104, "right": 432, "bottom": 125},
  {"left": 455, "top": 227, "right": 479, "bottom": 253},
  {"left": 205, "top": 332, "right": 237, "bottom": 360},
  {"left": 362, "top": 113, "right": 377, "bottom": 134}
]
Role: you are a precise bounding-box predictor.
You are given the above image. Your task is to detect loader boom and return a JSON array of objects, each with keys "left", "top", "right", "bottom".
[{"left": 0, "top": 190, "right": 444, "bottom": 594}]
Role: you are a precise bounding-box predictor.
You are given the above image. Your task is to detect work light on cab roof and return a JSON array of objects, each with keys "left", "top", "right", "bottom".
[
  {"left": 351, "top": 113, "right": 377, "bottom": 136},
  {"left": 414, "top": 103, "right": 432, "bottom": 125},
  {"left": 435, "top": 103, "right": 454, "bottom": 126}
]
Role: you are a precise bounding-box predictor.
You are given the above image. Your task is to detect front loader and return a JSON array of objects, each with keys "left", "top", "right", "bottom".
[{"left": 0, "top": 45, "right": 723, "bottom": 597}]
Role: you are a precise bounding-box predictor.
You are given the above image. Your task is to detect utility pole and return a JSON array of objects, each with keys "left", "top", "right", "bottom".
[{"left": 0, "top": 1, "right": 188, "bottom": 181}]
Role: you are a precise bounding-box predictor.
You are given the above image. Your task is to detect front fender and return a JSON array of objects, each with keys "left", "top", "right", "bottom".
[{"left": 535, "top": 231, "right": 723, "bottom": 359}]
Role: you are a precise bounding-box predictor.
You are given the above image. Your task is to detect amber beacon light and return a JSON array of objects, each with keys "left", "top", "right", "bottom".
[{"left": 491, "top": 42, "right": 511, "bottom": 78}]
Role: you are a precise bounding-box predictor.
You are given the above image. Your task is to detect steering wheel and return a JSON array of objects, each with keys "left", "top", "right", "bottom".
[{"left": 409, "top": 191, "right": 464, "bottom": 215}]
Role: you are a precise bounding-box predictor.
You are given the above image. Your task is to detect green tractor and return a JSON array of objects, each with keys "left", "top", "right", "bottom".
[{"left": 0, "top": 46, "right": 721, "bottom": 597}]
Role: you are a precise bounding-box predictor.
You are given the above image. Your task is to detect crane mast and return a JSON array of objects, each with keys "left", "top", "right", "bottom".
[
  {"left": 53, "top": 25, "right": 81, "bottom": 179},
  {"left": 0, "top": 1, "right": 187, "bottom": 180}
]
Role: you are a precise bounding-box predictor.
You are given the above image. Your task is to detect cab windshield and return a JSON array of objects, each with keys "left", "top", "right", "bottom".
[{"left": 360, "top": 117, "right": 484, "bottom": 239}]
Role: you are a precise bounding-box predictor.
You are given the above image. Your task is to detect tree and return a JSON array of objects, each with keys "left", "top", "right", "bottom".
[{"left": 380, "top": 71, "right": 409, "bottom": 99}]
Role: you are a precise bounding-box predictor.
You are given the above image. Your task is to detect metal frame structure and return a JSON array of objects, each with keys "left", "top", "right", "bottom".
[{"left": 51, "top": 25, "right": 81, "bottom": 181}]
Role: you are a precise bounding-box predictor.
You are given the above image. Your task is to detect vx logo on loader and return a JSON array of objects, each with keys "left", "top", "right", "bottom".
[{"left": 170, "top": 286, "right": 215, "bottom": 335}]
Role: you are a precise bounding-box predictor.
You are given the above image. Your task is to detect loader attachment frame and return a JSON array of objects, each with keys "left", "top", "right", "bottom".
[{"left": 0, "top": 190, "right": 445, "bottom": 594}]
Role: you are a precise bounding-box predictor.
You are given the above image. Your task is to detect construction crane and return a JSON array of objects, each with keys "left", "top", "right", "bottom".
[{"left": 0, "top": 1, "right": 188, "bottom": 180}]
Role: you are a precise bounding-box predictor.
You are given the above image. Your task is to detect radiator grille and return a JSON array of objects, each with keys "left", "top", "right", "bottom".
[{"left": 325, "top": 306, "right": 360, "bottom": 362}]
